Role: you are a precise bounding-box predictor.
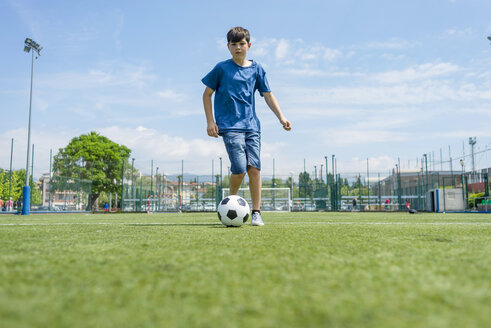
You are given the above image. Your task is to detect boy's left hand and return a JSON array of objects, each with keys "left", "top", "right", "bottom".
[{"left": 281, "top": 119, "right": 292, "bottom": 131}]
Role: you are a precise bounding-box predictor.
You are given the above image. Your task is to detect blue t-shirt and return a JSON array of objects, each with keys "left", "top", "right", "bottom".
[{"left": 201, "top": 59, "right": 271, "bottom": 134}]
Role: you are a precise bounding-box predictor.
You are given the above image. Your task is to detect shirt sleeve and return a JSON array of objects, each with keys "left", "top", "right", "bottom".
[
  {"left": 201, "top": 64, "right": 221, "bottom": 91},
  {"left": 255, "top": 64, "right": 271, "bottom": 96}
]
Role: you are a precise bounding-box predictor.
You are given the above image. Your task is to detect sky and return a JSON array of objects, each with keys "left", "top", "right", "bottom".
[{"left": 1, "top": 0, "right": 491, "bottom": 180}]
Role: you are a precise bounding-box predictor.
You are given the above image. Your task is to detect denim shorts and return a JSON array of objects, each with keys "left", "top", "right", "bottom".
[{"left": 222, "top": 131, "right": 261, "bottom": 174}]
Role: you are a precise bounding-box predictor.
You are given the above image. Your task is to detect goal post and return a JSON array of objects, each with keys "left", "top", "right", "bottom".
[{"left": 222, "top": 187, "right": 291, "bottom": 212}]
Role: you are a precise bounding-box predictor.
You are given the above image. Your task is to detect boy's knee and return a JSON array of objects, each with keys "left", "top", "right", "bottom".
[
  {"left": 247, "top": 166, "right": 260, "bottom": 176},
  {"left": 232, "top": 172, "right": 246, "bottom": 179}
]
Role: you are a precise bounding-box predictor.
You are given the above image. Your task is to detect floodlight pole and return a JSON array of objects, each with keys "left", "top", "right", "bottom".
[
  {"left": 469, "top": 137, "right": 476, "bottom": 173},
  {"left": 25, "top": 50, "right": 34, "bottom": 186},
  {"left": 8, "top": 138, "right": 14, "bottom": 211},
  {"left": 22, "top": 38, "right": 41, "bottom": 215}
]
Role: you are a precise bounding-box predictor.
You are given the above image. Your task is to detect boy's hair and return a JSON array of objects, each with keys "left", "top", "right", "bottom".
[{"left": 227, "top": 27, "right": 250, "bottom": 43}]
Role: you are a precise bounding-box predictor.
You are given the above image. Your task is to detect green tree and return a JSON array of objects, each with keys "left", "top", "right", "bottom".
[
  {"left": 0, "top": 169, "right": 25, "bottom": 202},
  {"left": 0, "top": 169, "right": 7, "bottom": 202},
  {"left": 52, "top": 132, "right": 131, "bottom": 210},
  {"left": 298, "top": 172, "right": 312, "bottom": 199},
  {"left": 0, "top": 169, "right": 42, "bottom": 210}
]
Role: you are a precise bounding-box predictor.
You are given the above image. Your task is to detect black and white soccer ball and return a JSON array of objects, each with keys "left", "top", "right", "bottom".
[{"left": 217, "top": 195, "right": 250, "bottom": 227}]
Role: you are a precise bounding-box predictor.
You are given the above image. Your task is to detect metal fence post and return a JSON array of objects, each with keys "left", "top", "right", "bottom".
[{"left": 121, "top": 160, "right": 125, "bottom": 211}]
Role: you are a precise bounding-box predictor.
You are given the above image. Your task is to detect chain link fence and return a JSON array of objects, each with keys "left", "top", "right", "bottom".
[
  {"left": 2, "top": 164, "right": 489, "bottom": 213},
  {"left": 115, "top": 169, "right": 489, "bottom": 213}
]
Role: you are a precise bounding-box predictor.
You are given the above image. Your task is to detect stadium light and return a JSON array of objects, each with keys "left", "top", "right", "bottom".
[
  {"left": 22, "top": 38, "right": 42, "bottom": 215},
  {"left": 469, "top": 137, "right": 477, "bottom": 173}
]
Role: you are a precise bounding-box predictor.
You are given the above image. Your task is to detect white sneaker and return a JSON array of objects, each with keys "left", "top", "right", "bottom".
[{"left": 251, "top": 211, "right": 264, "bottom": 226}]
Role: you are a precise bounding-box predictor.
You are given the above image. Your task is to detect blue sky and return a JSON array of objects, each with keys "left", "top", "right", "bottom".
[{"left": 1, "top": 0, "right": 490, "bottom": 179}]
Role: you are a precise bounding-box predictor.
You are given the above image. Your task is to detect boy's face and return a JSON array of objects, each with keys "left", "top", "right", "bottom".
[{"left": 227, "top": 38, "right": 251, "bottom": 60}]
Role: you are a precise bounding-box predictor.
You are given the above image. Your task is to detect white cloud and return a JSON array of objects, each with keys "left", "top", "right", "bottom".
[
  {"left": 250, "top": 37, "right": 269, "bottom": 56},
  {"left": 97, "top": 126, "right": 226, "bottom": 173},
  {"left": 322, "top": 127, "right": 411, "bottom": 146},
  {"left": 95, "top": 126, "right": 295, "bottom": 175},
  {"left": 254, "top": 38, "right": 344, "bottom": 65},
  {"left": 232, "top": 37, "right": 351, "bottom": 80},
  {"left": 340, "top": 155, "right": 398, "bottom": 173},
  {"left": 373, "top": 62, "right": 460, "bottom": 84},
  {"left": 99, "top": 126, "right": 223, "bottom": 158},
  {"left": 381, "top": 53, "right": 405, "bottom": 61},
  {"left": 278, "top": 65, "right": 491, "bottom": 111},
  {"left": 323, "top": 48, "right": 342, "bottom": 61},
  {"left": 285, "top": 68, "right": 361, "bottom": 77},
  {"left": 362, "top": 38, "right": 419, "bottom": 50},
  {"left": 0, "top": 128, "right": 73, "bottom": 176},
  {"left": 296, "top": 45, "right": 324, "bottom": 60},
  {"left": 442, "top": 27, "right": 473, "bottom": 38},
  {"left": 157, "top": 89, "right": 186, "bottom": 102},
  {"left": 215, "top": 38, "right": 228, "bottom": 54},
  {"left": 284, "top": 84, "right": 440, "bottom": 106},
  {"left": 38, "top": 64, "right": 157, "bottom": 90},
  {"left": 436, "top": 129, "right": 491, "bottom": 138},
  {"left": 275, "top": 39, "right": 290, "bottom": 60},
  {"left": 0, "top": 126, "right": 229, "bottom": 176}
]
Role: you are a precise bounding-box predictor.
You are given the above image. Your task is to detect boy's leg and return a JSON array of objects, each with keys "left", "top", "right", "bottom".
[
  {"left": 222, "top": 132, "right": 247, "bottom": 196},
  {"left": 242, "top": 132, "right": 264, "bottom": 226},
  {"left": 247, "top": 166, "right": 261, "bottom": 211},
  {"left": 229, "top": 173, "right": 246, "bottom": 195},
  {"left": 248, "top": 166, "right": 264, "bottom": 226}
]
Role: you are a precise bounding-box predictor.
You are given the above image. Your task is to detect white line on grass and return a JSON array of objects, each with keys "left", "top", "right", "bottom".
[
  {"left": 270, "top": 222, "right": 491, "bottom": 225},
  {"left": 0, "top": 222, "right": 199, "bottom": 226},
  {"left": 1, "top": 222, "right": 491, "bottom": 227}
]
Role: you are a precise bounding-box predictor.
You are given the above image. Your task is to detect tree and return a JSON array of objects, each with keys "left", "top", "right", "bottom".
[
  {"left": 52, "top": 132, "right": 131, "bottom": 210},
  {"left": 298, "top": 172, "right": 312, "bottom": 199},
  {"left": 1, "top": 169, "right": 25, "bottom": 202},
  {"left": 0, "top": 169, "right": 7, "bottom": 201}
]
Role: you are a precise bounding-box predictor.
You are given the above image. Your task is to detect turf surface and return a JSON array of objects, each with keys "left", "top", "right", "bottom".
[{"left": 1, "top": 212, "right": 490, "bottom": 327}]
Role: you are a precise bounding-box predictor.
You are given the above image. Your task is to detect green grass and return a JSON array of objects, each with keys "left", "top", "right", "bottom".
[{"left": 1, "top": 212, "right": 490, "bottom": 328}]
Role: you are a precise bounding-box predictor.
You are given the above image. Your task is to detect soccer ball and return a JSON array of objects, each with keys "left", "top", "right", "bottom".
[{"left": 217, "top": 195, "right": 250, "bottom": 227}]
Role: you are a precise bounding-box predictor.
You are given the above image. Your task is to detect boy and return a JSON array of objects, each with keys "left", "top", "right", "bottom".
[{"left": 202, "top": 26, "right": 291, "bottom": 226}]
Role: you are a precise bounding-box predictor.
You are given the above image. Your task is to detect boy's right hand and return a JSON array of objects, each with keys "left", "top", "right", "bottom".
[{"left": 207, "top": 122, "right": 219, "bottom": 138}]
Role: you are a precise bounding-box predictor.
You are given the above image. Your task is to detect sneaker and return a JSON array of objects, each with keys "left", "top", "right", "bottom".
[{"left": 251, "top": 211, "right": 264, "bottom": 226}]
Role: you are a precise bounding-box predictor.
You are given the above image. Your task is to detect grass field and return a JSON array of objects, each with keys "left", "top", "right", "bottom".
[{"left": 1, "top": 211, "right": 490, "bottom": 328}]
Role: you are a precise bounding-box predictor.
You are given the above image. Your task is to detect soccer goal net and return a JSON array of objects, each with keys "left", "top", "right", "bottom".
[{"left": 222, "top": 187, "right": 291, "bottom": 212}]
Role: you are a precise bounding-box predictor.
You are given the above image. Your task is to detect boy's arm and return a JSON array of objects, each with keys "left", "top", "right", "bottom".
[
  {"left": 203, "top": 87, "right": 218, "bottom": 138},
  {"left": 263, "top": 92, "right": 291, "bottom": 131}
]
